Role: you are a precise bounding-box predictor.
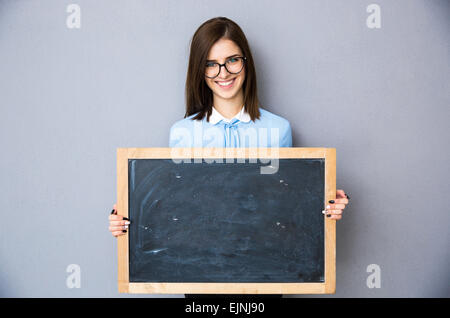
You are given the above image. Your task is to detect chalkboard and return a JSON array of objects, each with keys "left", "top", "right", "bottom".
[{"left": 117, "top": 148, "right": 336, "bottom": 294}]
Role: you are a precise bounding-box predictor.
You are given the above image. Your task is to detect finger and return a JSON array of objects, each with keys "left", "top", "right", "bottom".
[
  {"left": 329, "top": 214, "right": 342, "bottom": 220},
  {"left": 109, "top": 226, "right": 129, "bottom": 232},
  {"left": 110, "top": 220, "right": 130, "bottom": 226},
  {"left": 331, "top": 198, "right": 349, "bottom": 205},
  {"left": 326, "top": 203, "right": 346, "bottom": 210},
  {"left": 109, "top": 214, "right": 124, "bottom": 221},
  {"left": 112, "top": 230, "right": 126, "bottom": 237},
  {"left": 336, "top": 189, "right": 347, "bottom": 199},
  {"left": 326, "top": 210, "right": 342, "bottom": 215},
  {"left": 111, "top": 204, "right": 118, "bottom": 215}
]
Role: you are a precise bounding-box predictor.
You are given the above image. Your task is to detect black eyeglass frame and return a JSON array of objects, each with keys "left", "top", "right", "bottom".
[{"left": 204, "top": 56, "right": 247, "bottom": 79}]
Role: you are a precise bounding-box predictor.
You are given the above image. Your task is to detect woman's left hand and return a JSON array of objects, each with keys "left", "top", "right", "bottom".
[{"left": 323, "top": 189, "right": 349, "bottom": 220}]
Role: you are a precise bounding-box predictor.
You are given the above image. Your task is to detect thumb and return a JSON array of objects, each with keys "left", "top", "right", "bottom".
[
  {"left": 111, "top": 203, "right": 117, "bottom": 215},
  {"left": 336, "top": 189, "right": 347, "bottom": 199}
]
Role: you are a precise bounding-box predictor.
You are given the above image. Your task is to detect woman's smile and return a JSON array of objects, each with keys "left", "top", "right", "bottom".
[{"left": 215, "top": 78, "right": 236, "bottom": 89}]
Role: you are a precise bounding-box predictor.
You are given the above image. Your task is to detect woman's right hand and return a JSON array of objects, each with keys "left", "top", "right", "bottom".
[{"left": 109, "top": 203, "right": 130, "bottom": 237}]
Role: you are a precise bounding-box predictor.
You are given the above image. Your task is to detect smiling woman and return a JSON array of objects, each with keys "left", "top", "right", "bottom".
[
  {"left": 169, "top": 17, "right": 293, "bottom": 149},
  {"left": 185, "top": 17, "right": 260, "bottom": 122},
  {"left": 108, "top": 16, "right": 350, "bottom": 298}
]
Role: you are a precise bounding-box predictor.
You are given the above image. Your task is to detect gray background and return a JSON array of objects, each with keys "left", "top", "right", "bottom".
[{"left": 0, "top": 0, "right": 448, "bottom": 297}]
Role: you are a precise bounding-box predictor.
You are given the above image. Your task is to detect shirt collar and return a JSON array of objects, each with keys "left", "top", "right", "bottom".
[{"left": 208, "top": 105, "right": 251, "bottom": 125}]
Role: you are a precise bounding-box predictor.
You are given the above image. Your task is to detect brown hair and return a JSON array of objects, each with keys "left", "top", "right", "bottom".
[{"left": 185, "top": 17, "right": 261, "bottom": 122}]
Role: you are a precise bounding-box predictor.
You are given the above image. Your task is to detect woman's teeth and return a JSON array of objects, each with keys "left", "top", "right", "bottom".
[{"left": 216, "top": 79, "right": 235, "bottom": 87}]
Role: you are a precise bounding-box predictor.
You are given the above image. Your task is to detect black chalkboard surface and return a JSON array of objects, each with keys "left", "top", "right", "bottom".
[
  {"left": 117, "top": 147, "right": 336, "bottom": 294},
  {"left": 128, "top": 158, "right": 325, "bottom": 283}
]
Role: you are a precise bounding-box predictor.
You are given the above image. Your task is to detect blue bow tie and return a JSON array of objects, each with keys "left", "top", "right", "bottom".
[
  {"left": 223, "top": 118, "right": 240, "bottom": 129},
  {"left": 222, "top": 118, "right": 241, "bottom": 147}
]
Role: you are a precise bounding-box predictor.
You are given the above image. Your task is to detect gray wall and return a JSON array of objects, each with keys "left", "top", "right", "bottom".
[{"left": 0, "top": 0, "right": 449, "bottom": 297}]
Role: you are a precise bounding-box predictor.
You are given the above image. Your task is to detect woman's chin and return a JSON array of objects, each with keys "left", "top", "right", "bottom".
[{"left": 214, "top": 91, "right": 237, "bottom": 100}]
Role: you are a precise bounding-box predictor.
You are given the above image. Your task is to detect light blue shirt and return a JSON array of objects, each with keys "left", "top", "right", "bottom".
[{"left": 169, "top": 107, "right": 292, "bottom": 148}]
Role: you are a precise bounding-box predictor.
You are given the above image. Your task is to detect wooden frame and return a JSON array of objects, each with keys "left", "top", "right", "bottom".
[{"left": 117, "top": 147, "right": 336, "bottom": 294}]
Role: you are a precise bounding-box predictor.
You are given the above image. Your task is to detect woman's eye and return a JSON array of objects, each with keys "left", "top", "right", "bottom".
[
  {"left": 228, "top": 58, "right": 238, "bottom": 63},
  {"left": 206, "top": 62, "right": 216, "bottom": 68}
]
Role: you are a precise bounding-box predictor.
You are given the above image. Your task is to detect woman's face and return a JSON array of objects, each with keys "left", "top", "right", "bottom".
[{"left": 204, "top": 38, "right": 246, "bottom": 103}]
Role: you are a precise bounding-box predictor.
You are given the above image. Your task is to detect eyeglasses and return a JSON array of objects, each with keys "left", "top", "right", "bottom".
[{"left": 205, "top": 56, "right": 246, "bottom": 79}]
